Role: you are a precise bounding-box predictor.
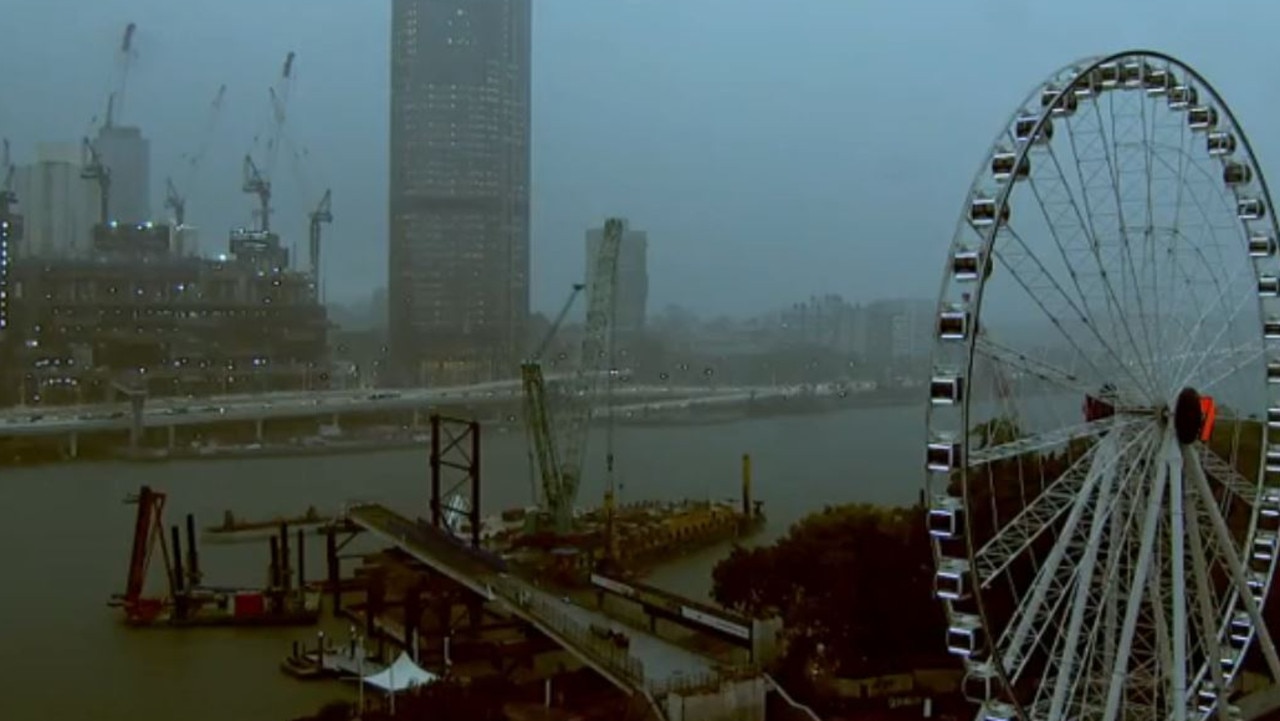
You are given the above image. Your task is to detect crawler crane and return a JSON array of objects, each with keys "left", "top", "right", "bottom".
[{"left": 522, "top": 218, "right": 623, "bottom": 535}]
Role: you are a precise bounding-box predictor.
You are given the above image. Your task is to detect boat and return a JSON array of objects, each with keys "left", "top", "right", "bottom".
[{"left": 202, "top": 506, "right": 332, "bottom": 544}]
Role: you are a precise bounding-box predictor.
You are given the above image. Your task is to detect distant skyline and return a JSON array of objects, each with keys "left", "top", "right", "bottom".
[{"left": 1, "top": 0, "right": 1272, "bottom": 316}]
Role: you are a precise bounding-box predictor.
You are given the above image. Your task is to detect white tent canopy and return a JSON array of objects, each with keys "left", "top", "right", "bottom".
[{"left": 360, "top": 652, "right": 438, "bottom": 693}]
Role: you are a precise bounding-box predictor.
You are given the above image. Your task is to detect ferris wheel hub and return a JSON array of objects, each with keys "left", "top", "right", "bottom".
[{"left": 1174, "top": 387, "right": 1204, "bottom": 445}]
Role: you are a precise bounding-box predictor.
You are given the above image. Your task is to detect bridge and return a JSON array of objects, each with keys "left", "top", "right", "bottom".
[
  {"left": 344, "top": 503, "right": 766, "bottom": 718},
  {"left": 0, "top": 380, "right": 844, "bottom": 439}
]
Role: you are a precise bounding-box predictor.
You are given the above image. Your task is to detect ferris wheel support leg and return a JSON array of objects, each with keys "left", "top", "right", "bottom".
[
  {"left": 1047, "top": 439, "right": 1125, "bottom": 721},
  {"left": 1169, "top": 440, "right": 1190, "bottom": 721},
  {"left": 1186, "top": 447, "right": 1280, "bottom": 680},
  {"left": 1186, "top": 476, "right": 1233, "bottom": 721},
  {"left": 1002, "top": 434, "right": 1119, "bottom": 675},
  {"left": 1101, "top": 433, "right": 1172, "bottom": 721}
]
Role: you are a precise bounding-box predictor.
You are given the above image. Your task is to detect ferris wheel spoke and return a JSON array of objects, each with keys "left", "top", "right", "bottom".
[
  {"left": 1097, "top": 92, "right": 1165, "bottom": 393},
  {"left": 1197, "top": 445, "right": 1260, "bottom": 507},
  {"left": 1036, "top": 143, "right": 1158, "bottom": 397},
  {"left": 1046, "top": 432, "right": 1129, "bottom": 721},
  {"left": 1060, "top": 112, "right": 1162, "bottom": 397},
  {"left": 975, "top": 451, "right": 1094, "bottom": 586},
  {"left": 977, "top": 426, "right": 1152, "bottom": 585},
  {"left": 1186, "top": 446, "right": 1280, "bottom": 680},
  {"left": 1168, "top": 436, "right": 1191, "bottom": 721},
  {"left": 1003, "top": 427, "right": 1159, "bottom": 687},
  {"left": 1185, "top": 478, "right": 1234, "bottom": 721},
  {"left": 1141, "top": 141, "right": 1242, "bottom": 395},
  {"left": 994, "top": 439, "right": 1110, "bottom": 674},
  {"left": 1065, "top": 455, "right": 1155, "bottom": 715},
  {"left": 1097, "top": 430, "right": 1172, "bottom": 721},
  {"left": 1168, "top": 261, "right": 1259, "bottom": 392},
  {"left": 989, "top": 227, "right": 1125, "bottom": 389},
  {"left": 971, "top": 415, "right": 1138, "bottom": 466},
  {"left": 975, "top": 334, "right": 1101, "bottom": 400},
  {"left": 1192, "top": 345, "right": 1265, "bottom": 398}
]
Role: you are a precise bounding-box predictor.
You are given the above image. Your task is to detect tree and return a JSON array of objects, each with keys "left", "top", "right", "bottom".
[{"left": 711, "top": 503, "right": 948, "bottom": 679}]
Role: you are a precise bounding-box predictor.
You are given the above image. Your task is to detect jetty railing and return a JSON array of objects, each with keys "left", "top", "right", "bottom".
[{"left": 491, "top": 576, "right": 645, "bottom": 686}]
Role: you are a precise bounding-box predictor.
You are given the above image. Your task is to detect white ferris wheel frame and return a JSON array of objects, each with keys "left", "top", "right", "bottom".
[{"left": 924, "top": 50, "right": 1280, "bottom": 721}]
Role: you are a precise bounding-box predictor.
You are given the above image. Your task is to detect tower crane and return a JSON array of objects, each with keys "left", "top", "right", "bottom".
[
  {"left": 163, "top": 178, "right": 186, "bottom": 228},
  {"left": 241, "top": 52, "right": 295, "bottom": 232},
  {"left": 522, "top": 218, "right": 623, "bottom": 534},
  {"left": 307, "top": 189, "right": 332, "bottom": 298},
  {"left": 242, "top": 155, "right": 271, "bottom": 232},
  {"left": 165, "top": 83, "right": 228, "bottom": 228},
  {"left": 108, "top": 22, "right": 138, "bottom": 128},
  {"left": 81, "top": 137, "right": 111, "bottom": 225}
]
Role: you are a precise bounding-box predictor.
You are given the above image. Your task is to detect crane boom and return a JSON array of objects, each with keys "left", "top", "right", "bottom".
[
  {"left": 535, "top": 284, "right": 584, "bottom": 362},
  {"left": 523, "top": 218, "right": 623, "bottom": 533},
  {"left": 521, "top": 283, "right": 585, "bottom": 505},
  {"left": 166, "top": 83, "right": 228, "bottom": 228},
  {"left": 112, "top": 23, "right": 138, "bottom": 128}
]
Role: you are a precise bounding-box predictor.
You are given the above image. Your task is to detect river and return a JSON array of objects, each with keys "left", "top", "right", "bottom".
[{"left": 0, "top": 403, "right": 925, "bottom": 720}]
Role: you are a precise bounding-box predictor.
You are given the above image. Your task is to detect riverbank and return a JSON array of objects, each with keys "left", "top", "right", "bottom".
[{"left": 0, "top": 388, "right": 919, "bottom": 468}]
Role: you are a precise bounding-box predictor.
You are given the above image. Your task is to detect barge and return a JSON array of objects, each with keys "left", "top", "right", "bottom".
[{"left": 110, "top": 486, "right": 322, "bottom": 628}]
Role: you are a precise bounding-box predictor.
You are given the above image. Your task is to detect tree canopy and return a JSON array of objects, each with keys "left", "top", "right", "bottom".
[{"left": 711, "top": 502, "right": 948, "bottom": 679}]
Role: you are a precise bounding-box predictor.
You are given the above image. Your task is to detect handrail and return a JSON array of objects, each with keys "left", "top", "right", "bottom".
[
  {"left": 763, "top": 673, "right": 822, "bottom": 721},
  {"left": 491, "top": 576, "right": 645, "bottom": 685}
]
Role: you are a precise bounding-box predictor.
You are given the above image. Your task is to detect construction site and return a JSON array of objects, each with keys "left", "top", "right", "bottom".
[
  {"left": 104, "top": 215, "right": 778, "bottom": 721},
  {"left": 0, "top": 26, "right": 335, "bottom": 407}
]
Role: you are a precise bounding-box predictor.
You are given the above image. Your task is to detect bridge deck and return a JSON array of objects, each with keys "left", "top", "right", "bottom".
[
  {"left": 0, "top": 383, "right": 759, "bottom": 437},
  {"left": 346, "top": 504, "right": 716, "bottom": 694}
]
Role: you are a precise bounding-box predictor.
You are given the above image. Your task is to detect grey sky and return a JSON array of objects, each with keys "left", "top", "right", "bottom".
[{"left": 2, "top": 0, "right": 1272, "bottom": 316}]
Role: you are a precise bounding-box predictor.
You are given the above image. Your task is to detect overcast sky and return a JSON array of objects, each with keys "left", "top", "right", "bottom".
[{"left": 2, "top": 0, "right": 1275, "bottom": 316}]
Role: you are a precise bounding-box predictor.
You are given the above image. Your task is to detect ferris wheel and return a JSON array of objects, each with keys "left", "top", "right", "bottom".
[{"left": 925, "top": 51, "right": 1280, "bottom": 721}]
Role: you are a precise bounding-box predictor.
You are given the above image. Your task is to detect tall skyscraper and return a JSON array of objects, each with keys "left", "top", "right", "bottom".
[
  {"left": 585, "top": 219, "right": 649, "bottom": 338},
  {"left": 94, "top": 125, "right": 151, "bottom": 223},
  {"left": 388, "top": 0, "right": 532, "bottom": 385}
]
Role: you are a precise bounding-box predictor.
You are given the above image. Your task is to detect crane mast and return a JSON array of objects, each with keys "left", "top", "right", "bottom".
[
  {"left": 241, "top": 155, "right": 271, "bottom": 232},
  {"left": 522, "top": 218, "right": 623, "bottom": 534},
  {"left": 308, "top": 189, "right": 332, "bottom": 298},
  {"left": 242, "top": 52, "right": 295, "bottom": 233},
  {"left": 81, "top": 137, "right": 111, "bottom": 225}
]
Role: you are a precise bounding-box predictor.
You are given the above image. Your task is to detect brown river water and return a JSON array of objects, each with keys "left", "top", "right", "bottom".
[{"left": 0, "top": 404, "right": 924, "bottom": 720}]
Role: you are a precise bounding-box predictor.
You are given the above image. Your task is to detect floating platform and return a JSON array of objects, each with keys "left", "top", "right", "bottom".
[
  {"left": 203, "top": 507, "right": 332, "bottom": 543},
  {"left": 281, "top": 641, "right": 383, "bottom": 681},
  {"left": 113, "top": 588, "right": 322, "bottom": 628}
]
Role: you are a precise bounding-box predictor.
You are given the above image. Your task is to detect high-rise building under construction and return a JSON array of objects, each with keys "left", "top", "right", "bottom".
[{"left": 388, "top": 0, "right": 531, "bottom": 385}]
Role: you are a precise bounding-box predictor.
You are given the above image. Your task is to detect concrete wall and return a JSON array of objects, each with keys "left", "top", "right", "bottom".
[{"left": 664, "top": 676, "right": 767, "bottom": 721}]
